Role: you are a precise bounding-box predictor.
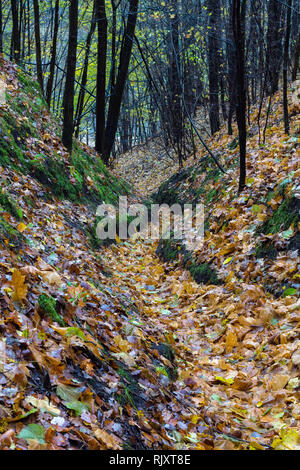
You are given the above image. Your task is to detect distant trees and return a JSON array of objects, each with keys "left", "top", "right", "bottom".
[{"left": 0, "top": 0, "right": 298, "bottom": 187}]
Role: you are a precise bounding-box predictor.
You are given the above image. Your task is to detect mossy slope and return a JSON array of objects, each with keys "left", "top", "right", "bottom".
[{"left": 0, "top": 62, "right": 129, "bottom": 207}]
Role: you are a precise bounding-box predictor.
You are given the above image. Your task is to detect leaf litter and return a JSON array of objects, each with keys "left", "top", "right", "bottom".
[{"left": 0, "top": 59, "right": 299, "bottom": 450}]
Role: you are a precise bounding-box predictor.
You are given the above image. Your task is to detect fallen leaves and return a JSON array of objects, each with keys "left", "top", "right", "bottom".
[
  {"left": 94, "top": 429, "right": 122, "bottom": 450},
  {"left": 10, "top": 269, "right": 28, "bottom": 302},
  {"left": 0, "top": 61, "right": 298, "bottom": 451}
]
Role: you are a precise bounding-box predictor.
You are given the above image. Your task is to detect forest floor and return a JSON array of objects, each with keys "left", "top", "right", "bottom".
[{"left": 0, "top": 58, "right": 299, "bottom": 450}]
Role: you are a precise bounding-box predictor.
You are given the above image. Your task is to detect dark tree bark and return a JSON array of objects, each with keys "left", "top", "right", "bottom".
[
  {"left": 46, "top": 0, "right": 60, "bottom": 106},
  {"left": 283, "top": 0, "right": 292, "bottom": 135},
  {"left": 266, "top": 0, "right": 283, "bottom": 95},
  {"left": 11, "top": 0, "right": 20, "bottom": 63},
  {"left": 0, "top": 0, "right": 3, "bottom": 54},
  {"left": 95, "top": 0, "right": 108, "bottom": 156},
  {"left": 26, "top": 0, "right": 31, "bottom": 58},
  {"left": 33, "top": 0, "right": 44, "bottom": 95},
  {"left": 110, "top": 0, "right": 121, "bottom": 93},
  {"left": 62, "top": 0, "right": 78, "bottom": 154},
  {"left": 207, "top": 0, "right": 221, "bottom": 135},
  {"left": 168, "top": 0, "right": 184, "bottom": 166},
  {"left": 75, "top": 0, "right": 97, "bottom": 137},
  {"left": 291, "top": 33, "right": 300, "bottom": 81},
  {"left": 227, "top": 0, "right": 236, "bottom": 135},
  {"left": 103, "top": 0, "right": 139, "bottom": 163},
  {"left": 19, "top": 0, "right": 25, "bottom": 61},
  {"left": 232, "top": 0, "right": 247, "bottom": 192}
]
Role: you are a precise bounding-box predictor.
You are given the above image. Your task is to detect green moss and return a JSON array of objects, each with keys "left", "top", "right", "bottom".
[
  {"left": 17, "top": 70, "right": 39, "bottom": 94},
  {"left": 38, "top": 294, "right": 65, "bottom": 326},
  {"left": 89, "top": 213, "right": 137, "bottom": 248},
  {"left": 115, "top": 367, "right": 144, "bottom": 409},
  {"left": 260, "top": 197, "right": 299, "bottom": 235},
  {"left": 205, "top": 188, "right": 217, "bottom": 204},
  {"left": 152, "top": 342, "right": 178, "bottom": 380},
  {"left": 255, "top": 241, "right": 278, "bottom": 260},
  {"left": 116, "top": 385, "right": 136, "bottom": 408},
  {"left": 0, "top": 189, "right": 23, "bottom": 220},
  {"left": 0, "top": 75, "right": 129, "bottom": 208},
  {"left": 0, "top": 216, "right": 24, "bottom": 247},
  {"left": 156, "top": 236, "right": 181, "bottom": 262},
  {"left": 188, "top": 262, "right": 221, "bottom": 285},
  {"left": 0, "top": 108, "right": 31, "bottom": 170},
  {"left": 227, "top": 136, "right": 239, "bottom": 150},
  {"left": 156, "top": 235, "right": 221, "bottom": 285}
]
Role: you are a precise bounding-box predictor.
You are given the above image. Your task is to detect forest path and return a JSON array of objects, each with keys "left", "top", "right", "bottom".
[
  {"left": 112, "top": 140, "right": 189, "bottom": 199},
  {"left": 101, "top": 221, "right": 293, "bottom": 451}
]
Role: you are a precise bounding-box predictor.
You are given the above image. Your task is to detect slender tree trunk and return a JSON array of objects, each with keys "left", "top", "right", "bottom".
[
  {"left": 168, "top": 0, "right": 184, "bottom": 166},
  {"left": 110, "top": 0, "right": 118, "bottom": 92},
  {"left": 283, "top": 0, "right": 292, "bottom": 135},
  {"left": 232, "top": 0, "right": 247, "bottom": 192},
  {"left": 33, "top": 0, "right": 44, "bottom": 95},
  {"left": 75, "top": 0, "right": 97, "bottom": 137},
  {"left": 46, "top": 0, "right": 59, "bottom": 106},
  {"left": 11, "top": 0, "right": 20, "bottom": 63},
  {"left": 95, "top": 0, "right": 107, "bottom": 156},
  {"left": 18, "top": 0, "right": 25, "bottom": 61},
  {"left": 62, "top": 0, "right": 78, "bottom": 153},
  {"left": 104, "top": 0, "right": 139, "bottom": 163},
  {"left": 266, "top": 0, "right": 283, "bottom": 95},
  {"left": 292, "top": 33, "right": 300, "bottom": 81},
  {"left": 0, "top": 0, "right": 3, "bottom": 54},
  {"left": 207, "top": 0, "right": 220, "bottom": 135},
  {"left": 27, "top": 0, "right": 31, "bottom": 58},
  {"left": 227, "top": 0, "right": 236, "bottom": 135}
]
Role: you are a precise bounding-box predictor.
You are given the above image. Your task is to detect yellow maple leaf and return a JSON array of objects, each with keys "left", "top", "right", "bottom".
[
  {"left": 17, "top": 222, "right": 27, "bottom": 233},
  {"left": 11, "top": 269, "right": 28, "bottom": 302}
]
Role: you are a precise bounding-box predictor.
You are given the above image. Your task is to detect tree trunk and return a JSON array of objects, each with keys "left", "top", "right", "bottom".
[
  {"left": 227, "top": 0, "right": 236, "bottom": 135},
  {"left": 46, "top": 0, "right": 59, "bottom": 106},
  {"left": 283, "top": 0, "right": 292, "bottom": 135},
  {"left": 95, "top": 0, "right": 107, "bottom": 156},
  {"left": 75, "top": 0, "right": 97, "bottom": 137},
  {"left": 266, "top": 0, "right": 283, "bottom": 95},
  {"left": 207, "top": 0, "right": 220, "bottom": 135},
  {"left": 291, "top": 33, "right": 300, "bottom": 81},
  {"left": 11, "top": 0, "right": 20, "bottom": 63},
  {"left": 232, "top": 0, "right": 247, "bottom": 192},
  {"left": 33, "top": 0, "right": 44, "bottom": 95},
  {"left": 168, "top": 0, "right": 184, "bottom": 166},
  {"left": 62, "top": 0, "right": 78, "bottom": 154},
  {"left": 0, "top": 0, "right": 3, "bottom": 54},
  {"left": 104, "top": 0, "right": 139, "bottom": 163}
]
